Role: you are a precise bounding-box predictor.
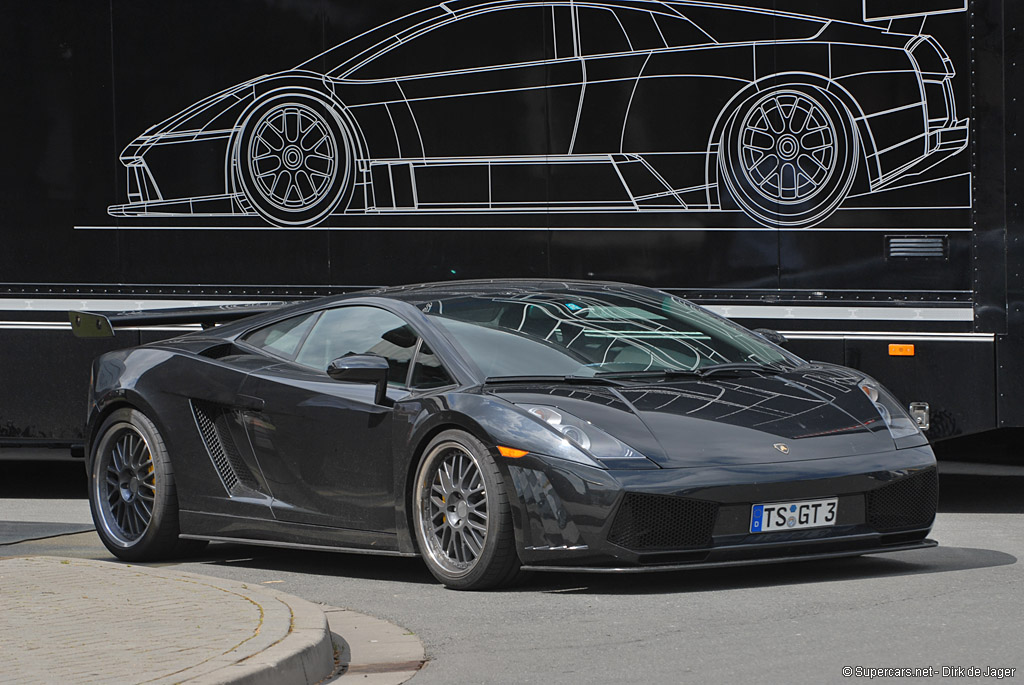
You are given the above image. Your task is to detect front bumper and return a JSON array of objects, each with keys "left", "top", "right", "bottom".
[
  {"left": 502, "top": 445, "right": 937, "bottom": 571},
  {"left": 107, "top": 131, "right": 243, "bottom": 219}
]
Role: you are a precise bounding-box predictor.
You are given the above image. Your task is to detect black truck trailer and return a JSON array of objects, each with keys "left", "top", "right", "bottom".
[{"left": 1, "top": 0, "right": 1019, "bottom": 459}]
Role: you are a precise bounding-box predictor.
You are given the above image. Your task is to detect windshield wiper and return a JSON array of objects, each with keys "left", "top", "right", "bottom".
[
  {"left": 483, "top": 374, "right": 624, "bottom": 386},
  {"left": 595, "top": 369, "right": 703, "bottom": 380},
  {"left": 594, "top": 363, "right": 789, "bottom": 381},
  {"left": 698, "top": 362, "right": 788, "bottom": 377}
]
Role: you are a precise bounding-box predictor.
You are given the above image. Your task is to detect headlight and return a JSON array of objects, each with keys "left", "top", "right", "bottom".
[
  {"left": 519, "top": 404, "right": 655, "bottom": 469},
  {"left": 859, "top": 381, "right": 921, "bottom": 442}
]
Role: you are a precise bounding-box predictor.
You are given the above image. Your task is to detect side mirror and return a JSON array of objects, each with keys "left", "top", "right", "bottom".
[
  {"left": 753, "top": 328, "right": 789, "bottom": 347},
  {"left": 326, "top": 355, "right": 392, "bottom": 406}
]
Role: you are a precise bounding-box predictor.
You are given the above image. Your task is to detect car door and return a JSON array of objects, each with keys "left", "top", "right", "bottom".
[
  {"left": 237, "top": 305, "right": 418, "bottom": 533},
  {"left": 345, "top": 4, "right": 583, "bottom": 210}
]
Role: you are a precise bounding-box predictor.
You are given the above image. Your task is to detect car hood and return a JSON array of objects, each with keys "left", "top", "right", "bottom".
[{"left": 490, "top": 366, "right": 899, "bottom": 469}]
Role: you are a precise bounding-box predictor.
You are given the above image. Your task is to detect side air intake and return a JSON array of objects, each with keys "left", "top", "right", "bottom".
[{"left": 191, "top": 400, "right": 260, "bottom": 495}]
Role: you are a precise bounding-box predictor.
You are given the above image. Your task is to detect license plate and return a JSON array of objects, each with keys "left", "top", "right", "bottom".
[{"left": 750, "top": 498, "right": 838, "bottom": 533}]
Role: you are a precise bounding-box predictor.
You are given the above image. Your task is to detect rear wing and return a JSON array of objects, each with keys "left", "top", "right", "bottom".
[
  {"left": 69, "top": 302, "right": 287, "bottom": 338},
  {"left": 863, "top": 0, "right": 967, "bottom": 22}
]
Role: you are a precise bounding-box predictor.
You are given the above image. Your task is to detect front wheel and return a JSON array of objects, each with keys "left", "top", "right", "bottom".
[
  {"left": 413, "top": 430, "right": 522, "bottom": 590},
  {"left": 89, "top": 408, "right": 205, "bottom": 561},
  {"left": 720, "top": 86, "right": 858, "bottom": 228},
  {"left": 234, "top": 95, "right": 354, "bottom": 227}
]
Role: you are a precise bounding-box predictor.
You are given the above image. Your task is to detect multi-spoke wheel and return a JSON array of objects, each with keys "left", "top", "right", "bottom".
[
  {"left": 720, "top": 86, "right": 858, "bottom": 228},
  {"left": 413, "top": 430, "right": 522, "bottom": 590},
  {"left": 89, "top": 408, "right": 204, "bottom": 561},
  {"left": 235, "top": 95, "right": 354, "bottom": 227}
]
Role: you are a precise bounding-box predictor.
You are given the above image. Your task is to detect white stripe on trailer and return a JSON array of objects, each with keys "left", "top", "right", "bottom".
[
  {"left": 778, "top": 331, "right": 993, "bottom": 342},
  {"left": 0, "top": 298, "right": 269, "bottom": 312},
  {"left": 704, "top": 305, "right": 973, "bottom": 322}
]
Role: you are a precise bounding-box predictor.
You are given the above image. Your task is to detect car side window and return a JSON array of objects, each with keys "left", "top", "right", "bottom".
[
  {"left": 351, "top": 8, "right": 548, "bottom": 79},
  {"left": 241, "top": 312, "right": 320, "bottom": 359},
  {"left": 410, "top": 341, "right": 454, "bottom": 389},
  {"left": 653, "top": 13, "right": 716, "bottom": 48},
  {"left": 294, "top": 306, "right": 417, "bottom": 386},
  {"left": 576, "top": 8, "right": 632, "bottom": 56},
  {"left": 611, "top": 9, "right": 668, "bottom": 51}
]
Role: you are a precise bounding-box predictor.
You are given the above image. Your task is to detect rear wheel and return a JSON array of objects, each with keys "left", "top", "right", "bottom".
[
  {"left": 720, "top": 86, "right": 858, "bottom": 228},
  {"left": 89, "top": 408, "right": 205, "bottom": 561},
  {"left": 413, "top": 430, "right": 522, "bottom": 590}
]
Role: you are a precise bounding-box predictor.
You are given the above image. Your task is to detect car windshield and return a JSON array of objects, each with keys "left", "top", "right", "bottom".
[
  {"left": 296, "top": 7, "right": 447, "bottom": 76},
  {"left": 424, "top": 288, "right": 799, "bottom": 379}
]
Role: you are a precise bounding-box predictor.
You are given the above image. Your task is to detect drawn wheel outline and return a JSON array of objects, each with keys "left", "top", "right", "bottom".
[
  {"left": 234, "top": 94, "right": 354, "bottom": 227},
  {"left": 720, "top": 86, "right": 859, "bottom": 228}
]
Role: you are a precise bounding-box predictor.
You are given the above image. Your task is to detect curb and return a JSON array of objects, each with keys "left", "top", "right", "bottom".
[
  {"left": 0, "top": 557, "right": 335, "bottom": 685},
  {"left": 323, "top": 607, "right": 426, "bottom": 684},
  {"left": 120, "top": 565, "right": 336, "bottom": 685},
  {"left": 170, "top": 574, "right": 335, "bottom": 685}
]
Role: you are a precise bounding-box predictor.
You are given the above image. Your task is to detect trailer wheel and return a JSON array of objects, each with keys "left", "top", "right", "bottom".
[{"left": 720, "top": 86, "right": 858, "bottom": 228}]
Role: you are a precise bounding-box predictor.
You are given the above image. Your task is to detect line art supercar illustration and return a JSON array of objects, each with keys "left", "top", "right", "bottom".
[{"left": 108, "top": 0, "right": 970, "bottom": 229}]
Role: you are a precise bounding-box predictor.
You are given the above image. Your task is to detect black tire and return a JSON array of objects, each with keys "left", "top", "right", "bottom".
[
  {"left": 720, "top": 85, "right": 858, "bottom": 228},
  {"left": 89, "top": 408, "right": 206, "bottom": 561},
  {"left": 412, "top": 430, "right": 523, "bottom": 590},
  {"left": 234, "top": 94, "right": 354, "bottom": 227}
]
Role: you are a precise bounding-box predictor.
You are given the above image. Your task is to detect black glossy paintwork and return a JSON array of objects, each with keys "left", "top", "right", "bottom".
[
  {"left": 505, "top": 446, "right": 935, "bottom": 567},
  {"left": 83, "top": 280, "right": 938, "bottom": 569},
  {"left": 240, "top": 362, "right": 401, "bottom": 532}
]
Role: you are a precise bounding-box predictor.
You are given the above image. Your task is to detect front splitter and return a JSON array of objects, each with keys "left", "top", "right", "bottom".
[{"left": 520, "top": 538, "right": 937, "bottom": 573}]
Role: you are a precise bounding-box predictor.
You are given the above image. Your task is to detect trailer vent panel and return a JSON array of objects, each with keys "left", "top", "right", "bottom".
[{"left": 886, "top": 235, "right": 948, "bottom": 260}]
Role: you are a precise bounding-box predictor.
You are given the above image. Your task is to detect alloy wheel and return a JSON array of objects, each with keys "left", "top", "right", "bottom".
[
  {"left": 417, "top": 441, "right": 489, "bottom": 575},
  {"left": 95, "top": 423, "right": 156, "bottom": 546}
]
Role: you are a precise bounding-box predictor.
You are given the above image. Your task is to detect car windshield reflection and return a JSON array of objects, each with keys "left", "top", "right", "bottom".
[{"left": 425, "top": 289, "right": 796, "bottom": 379}]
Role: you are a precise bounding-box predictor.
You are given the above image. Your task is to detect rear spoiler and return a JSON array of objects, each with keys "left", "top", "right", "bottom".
[
  {"left": 69, "top": 302, "right": 287, "bottom": 338},
  {"left": 863, "top": 0, "right": 966, "bottom": 22}
]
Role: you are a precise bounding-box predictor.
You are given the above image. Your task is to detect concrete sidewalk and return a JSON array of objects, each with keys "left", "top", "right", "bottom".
[{"left": 0, "top": 556, "right": 424, "bottom": 684}]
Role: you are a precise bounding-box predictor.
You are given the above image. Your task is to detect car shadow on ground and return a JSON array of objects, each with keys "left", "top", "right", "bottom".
[
  {"left": 3, "top": 463, "right": 1020, "bottom": 594},
  {"left": 196, "top": 543, "right": 438, "bottom": 585},
  {"left": 527, "top": 546, "right": 1017, "bottom": 595},
  {"left": 185, "top": 539, "right": 1016, "bottom": 595}
]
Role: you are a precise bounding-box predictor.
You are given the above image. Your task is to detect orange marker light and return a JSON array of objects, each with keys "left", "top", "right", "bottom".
[
  {"left": 497, "top": 446, "right": 529, "bottom": 459},
  {"left": 889, "top": 344, "right": 915, "bottom": 357}
]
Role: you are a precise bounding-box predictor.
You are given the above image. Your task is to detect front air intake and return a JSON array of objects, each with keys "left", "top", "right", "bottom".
[
  {"left": 866, "top": 468, "right": 938, "bottom": 532},
  {"left": 608, "top": 493, "right": 718, "bottom": 551}
]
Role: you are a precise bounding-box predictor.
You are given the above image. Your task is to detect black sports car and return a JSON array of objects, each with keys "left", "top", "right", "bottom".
[
  {"left": 109, "top": 0, "right": 968, "bottom": 229},
  {"left": 75, "top": 280, "right": 937, "bottom": 589}
]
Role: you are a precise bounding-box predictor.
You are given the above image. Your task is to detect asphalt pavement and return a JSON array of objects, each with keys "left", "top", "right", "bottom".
[{"left": 1, "top": 459, "right": 1022, "bottom": 684}]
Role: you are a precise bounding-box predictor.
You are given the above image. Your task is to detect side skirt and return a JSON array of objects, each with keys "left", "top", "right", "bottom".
[
  {"left": 179, "top": 533, "right": 418, "bottom": 558},
  {"left": 179, "top": 510, "right": 415, "bottom": 556}
]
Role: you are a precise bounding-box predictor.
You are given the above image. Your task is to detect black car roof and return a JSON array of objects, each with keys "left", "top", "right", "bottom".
[{"left": 343, "top": 278, "right": 652, "bottom": 305}]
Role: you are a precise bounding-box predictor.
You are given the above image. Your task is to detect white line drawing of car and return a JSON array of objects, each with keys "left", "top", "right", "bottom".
[{"left": 108, "top": 0, "right": 969, "bottom": 229}]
